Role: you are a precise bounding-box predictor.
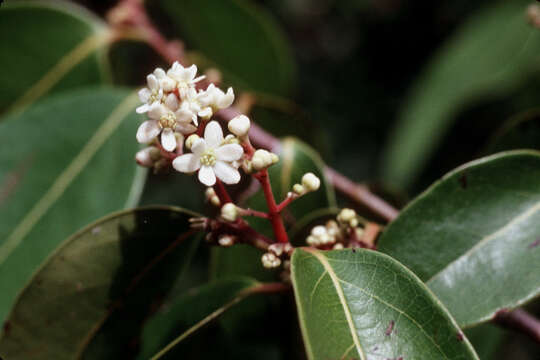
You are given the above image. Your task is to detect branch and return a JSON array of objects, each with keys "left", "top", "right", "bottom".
[{"left": 494, "top": 308, "right": 540, "bottom": 343}]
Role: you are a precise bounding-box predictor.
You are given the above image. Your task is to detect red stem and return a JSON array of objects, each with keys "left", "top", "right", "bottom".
[
  {"left": 214, "top": 179, "right": 232, "bottom": 205},
  {"left": 255, "top": 170, "right": 288, "bottom": 243},
  {"left": 276, "top": 195, "right": 297, "bottom": 212},
  {"left": 494, "top": 309, "right": 540, "bottom": 343},
  {"left": 242, "top": 208, "right": 270, "bottom": 219}
]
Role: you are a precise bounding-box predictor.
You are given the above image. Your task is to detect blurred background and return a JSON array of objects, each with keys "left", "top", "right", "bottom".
[{"left": 1, "top": 0, "right": 540, "bottom": 358}]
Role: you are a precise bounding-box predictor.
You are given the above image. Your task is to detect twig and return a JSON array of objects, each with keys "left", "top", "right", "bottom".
[{"left": 494, "top": 308, "right": 540, "bottom": 343}]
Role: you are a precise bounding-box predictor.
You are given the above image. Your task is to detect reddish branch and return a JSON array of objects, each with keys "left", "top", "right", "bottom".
[
  {"left": 108, "top": 0, "right": 538, "bottom": 344},
  {"left": 254, "top": 170, "right": 289, "bottom": 243},
  {"left": 494, "top": 309, "right": 540, "bottom": 343}
]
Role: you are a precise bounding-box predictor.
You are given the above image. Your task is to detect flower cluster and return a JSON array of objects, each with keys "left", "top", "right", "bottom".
[
  {"left": 306, "top": 208, "right": 365, "bottom": 249},
  {"left": 134, "top": 62, "right": 334, "bottom": 273},
  {"left": 135, "top": 62, "right": 242, "bottom": 186}
]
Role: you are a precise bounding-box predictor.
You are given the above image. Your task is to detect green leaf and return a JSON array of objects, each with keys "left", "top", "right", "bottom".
[
  {"left": 138, "top": 277, "right": 260, "bottom": 360},
  {"left": 0, "top": 1, "right": 112, "bottom": 115},
  {"left": 150, "top": 0, "right": 296, "bottom": 95},
  {"left": 0, "top": 206, "right": 200, "bottom": 359},
  {"left": 0, "top": 88, "right": 144, "bottom": 325},
  {"left": 484, "top": 108, "right": 540, "bottom": 154},
  {"left": 378, "top": 150, "right": 540, "bottom": 327},
  {"left": 291, "top": 248, "right": 479, "bottom": 360},
  {"left": 382, "top": 0, "right": 540, "bottom": 188}
]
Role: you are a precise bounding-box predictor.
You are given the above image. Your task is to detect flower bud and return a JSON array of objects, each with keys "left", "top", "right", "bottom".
[
  {"left": 135, "top": 147, "right": 160, "bottom": 167},
  {"left": 205, "top": 187, "right": 216, "bottom": 200},
  {"left": 210, "top": 195, "right": 221, "bottom": 207},
  {"left": 221, "top": 203, "right": 239, "bottom": 222},
  {"left": 223, "top": 134, "right": 240, "bottom": 144},
  {"left": 337, "top": 208, "right": 357, "bottom": 227},
  {"left": 251, "top": 149, "right": 276, "bottom": 171},
  {"left": 292, "top": 184, "right": 305, "bottom": 195},
  {"left": 228, "top": 115, "right": 251, "bottom": 137},
  {"left": 261, "top": 252, "right": 281, "bottom": 269},
  {"left": 218, "top": 235, "right": 235, "bottom": 247},
  {"left": 302, "top": 172, "right": 321, "bottom": 192},
  {"left": 185, "top": 134, "right": 200, "bottom": 150},
  {"left": 198, "top": 107, "right": 213, "bottom": 120}
]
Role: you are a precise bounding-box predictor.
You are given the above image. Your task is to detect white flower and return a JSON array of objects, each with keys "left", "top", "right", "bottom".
[
  {"left": 136, "top": 73, "right": 164, "bottom": 114},
  {"left": 177, "top": 87, "right": 213, "bottom": 126},
  {"left": 172, "top": 121, "right": 244, "bottom": 186},
  {"left": 199, "top": 83, "right": 235, "bottom": 111},
  {"left": 167, "top": 62, "right": 205, "bottom": 97},
  {"left": 152, "top": 68, "right": 176, "bottom": 92},
  {"left": 136, "top": 101, "right": 196, "bottom": 152}
]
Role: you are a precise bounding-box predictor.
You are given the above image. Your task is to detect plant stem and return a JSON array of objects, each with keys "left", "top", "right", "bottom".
[
  {"left": 255, "top": 170, "right": 289, "bottom": 243},
  {"left": 276, "top": 194, "right": 297, "bottom": 212},
  {"left": 214, "top": 179, "right": 232, "bottom": 205},
  {"left": 494, "top": 308, "right": 540, "bottom": 343}
]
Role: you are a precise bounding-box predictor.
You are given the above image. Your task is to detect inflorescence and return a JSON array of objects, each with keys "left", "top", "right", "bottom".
[{"left": 134, "top": 62, "right": 366, "bottom": 271}]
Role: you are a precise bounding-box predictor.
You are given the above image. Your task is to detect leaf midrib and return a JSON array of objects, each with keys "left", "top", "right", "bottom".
[
  {"left": 305, "top": 248, "right": 365, "bottom": 360},
  {"left": 427, "top": 200, "right": 540, "bottom": 284}
]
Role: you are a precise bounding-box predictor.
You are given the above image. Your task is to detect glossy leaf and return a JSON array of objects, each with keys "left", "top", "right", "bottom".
[
  {"left": 379, "top": 150, "right": 540, "bottom": 327},
  {"left": 291, "top": 248, "right": 479, "bottom": 360},
  {"left": 0, "top": 207, "right": 200, "bottom": 359},
  {"left": 0, "top": 88, "right": 144, "bottom": 324},
  {"left": 0, "top": 1, "right": 111, "bottom": 114},
  {"left": 382, "top": 0, "right": 540, "bottom": 188},
  {"left": 150, "top": 0, "right": 296, "bottom": 95},
  {"left": 138, "top": 277, "right": 260, "bottom": 360}
]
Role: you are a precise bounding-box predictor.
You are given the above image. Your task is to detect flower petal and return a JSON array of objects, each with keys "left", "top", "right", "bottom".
[
  {"left": 165, "top": 93, "right": 179, "bottom": 110},
  {"left": 148, "top": 103, "right": 166, "bottom": 120},
  {"left": 136, "top": 103, "right": 150, "bottom": 114},
  {"left": 153, "top": 68, "right": 166, "bottom": 78},
  {"left": 185, "top": 64, "right": 198, "bottom": 81},
  {"left": 173, "top": 154, "right": 201, "bottom": 173},
  {"left": 176, "top": 122, "right": 197, "bottom": 135},
  {"left": 213, "top": 161, "right": 241, "bottom": 184},
  {"left": 198, "top": 165, "right": 216, "bottom": 186},
  {"left": 191, "top": 138, "right": 207, "bottom": 156},
  {"left": 217, "top": 87, "right": 235, "bottom": 109},
  {"left": 136, "top": 120, "right": 160, "bottom": 144},
  {"left": 138, "top": 88, "right": 151, "bottom": 103},
  {"left": 147, "top": 74, "right": 159, "bottom": 90},
  {"left": 215, "top": 144, "right": 243, "bottom": 162},
  {"left": 161, "top": 128, "right": 177, "bottom": 151},
  {"left": 204, "top": 121, "right": 224, "bottom": 149},
  {"left": 198, "top": 107, "right": 213, "bottom": 119}
]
